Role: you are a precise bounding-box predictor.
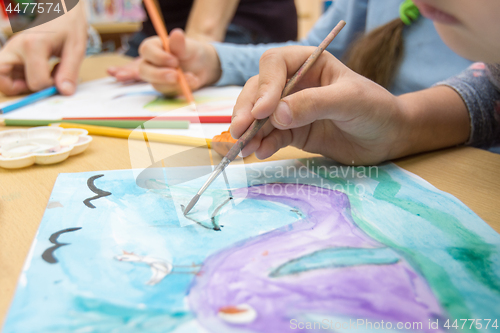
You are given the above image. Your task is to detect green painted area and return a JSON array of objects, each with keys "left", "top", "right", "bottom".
[
  {"left": 270, "top": 247, "right": 400, "bottom": 278},
  {"left": 144, "top": 96, "right": 224, "bottom": 111},
  {"left": 302, "top": 159, "right": 499, "bottom": 328},
  {"left": 372, "top": 168, "right": 499, "bottom": 294},
  {"left": 447, "top": 246, "right": 500, "bottom": 292},
  {"left": 144, "top": 97, "right": 191, "bottom": 111}
]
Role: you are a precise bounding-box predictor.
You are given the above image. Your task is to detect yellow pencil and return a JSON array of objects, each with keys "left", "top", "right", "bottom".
[{"left": 53, "top": 123, "right": 211, "bottom": 148}]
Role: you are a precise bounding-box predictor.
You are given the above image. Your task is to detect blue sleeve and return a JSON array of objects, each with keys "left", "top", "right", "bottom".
[
  {"left": 437, "top": 63, "right": 500, "bottom": 148},
  {"left": 212, "top": 0, "right": 369, "bottom": 86}
]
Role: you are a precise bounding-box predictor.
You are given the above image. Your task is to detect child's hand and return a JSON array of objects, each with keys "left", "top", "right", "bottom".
[
  {"left": 231, "top": 46, "right": 470, "bottom": 165},
  {"left": 230, "top": 46, "right": 409, "bottom": 165},
  {"left": 108, "top": 58, "right": 142, "bottom": 82},
  {"left": 0, "top": 4, "right": 87, "bottom": 96},
  {"left": 138, "top": 29, "right": 222, "bottom": 96}
]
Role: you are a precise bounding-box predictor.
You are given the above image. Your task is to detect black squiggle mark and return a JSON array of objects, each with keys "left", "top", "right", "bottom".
[
  {"left": 290, "top": 208, "right": 304, "bottom": 218},
  {"left": 210, "top": 197, "right": 233, "bottom": 231},
  {"left": 42, "top": 227, "right": 82, "bottom": 264},
  {"left": 221, "top": 169, "right": 235, "bottom": 209},
  {"left": 180, "top": 204, "right": 213, "bottom": 230},
  {"left": 84, "top": 174, "right": 112, "bottom": 208},
  {"left": 180, "top": 197, "right": 233, "bottom": 231}
]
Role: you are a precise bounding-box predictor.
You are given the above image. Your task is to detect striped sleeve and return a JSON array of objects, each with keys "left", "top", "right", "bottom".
[{"left": 436, "top": 63, "right": 500, "bottom": 148}]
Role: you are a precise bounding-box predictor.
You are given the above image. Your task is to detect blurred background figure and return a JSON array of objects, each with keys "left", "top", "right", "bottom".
[
  {"left": 0, "top": 0, "right": 315, "bottom": 95},
  {"left": 108, "top": 0, "right": 298, "bottom": 82},
  {"left": 135, "top": 0, "right": 298, "bottom": 53}
]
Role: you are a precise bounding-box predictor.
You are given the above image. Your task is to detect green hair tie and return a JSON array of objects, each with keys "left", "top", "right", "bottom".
[{"left": 399, "top": 0, "right": 420, "bottom": 25}]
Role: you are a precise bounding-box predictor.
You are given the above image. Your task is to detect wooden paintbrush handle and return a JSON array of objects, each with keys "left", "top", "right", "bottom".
[
  {"left": 226, "top": 20, "right": 347, "bottom": 162},
  {"left": 226, "top": 117, "right": 269, "bottom": 161}
]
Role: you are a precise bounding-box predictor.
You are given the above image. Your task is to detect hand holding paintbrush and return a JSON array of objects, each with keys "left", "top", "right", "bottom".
[{"left": 184, "top": 20, "right": 347, "bottom": 215}]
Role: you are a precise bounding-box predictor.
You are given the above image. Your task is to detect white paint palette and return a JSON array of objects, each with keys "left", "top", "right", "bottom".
[{"left": 0, "top": 127, "right": 92, "bottom": 169}]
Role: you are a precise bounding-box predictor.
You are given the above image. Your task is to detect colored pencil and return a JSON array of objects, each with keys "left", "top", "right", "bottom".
[
  {"left": 52, "top": 122, "right": 212, "bottom": 148},
  {"left": 2, "top": 119, "right": 189, "bottom": 129},
  {"left": 0, "top": 86, "right": 58, "bottom": 114},
  {"left": 183, "top": 20, "right": 347, "bottom": 215},
  {"left": 142, "top": 0, "right": 196, "bottom": 110},
  {"left": 65, "top": 116, "right": 232, "bottom": 123}
]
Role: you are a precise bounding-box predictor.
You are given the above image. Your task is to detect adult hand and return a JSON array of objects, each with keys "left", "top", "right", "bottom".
[
  {"left": 138, "top": 29, "right": 221, "bottom": 96},
  {"left": 0, "top": 3, "right": 87, "bottom": 96}
]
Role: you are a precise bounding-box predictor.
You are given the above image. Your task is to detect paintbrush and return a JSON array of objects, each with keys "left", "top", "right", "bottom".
[
  {"left": 183, "top": 20, "right": 347, "bottom": 215},
  {"left": 143, "top": 0, "right": 197, "bottom": 111}
]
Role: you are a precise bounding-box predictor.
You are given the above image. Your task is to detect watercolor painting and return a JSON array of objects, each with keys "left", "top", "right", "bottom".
[
  {"left": 0, "top": 78, "right": 242, "bottom": 120},
  {"left": 3, "top": 158, "right": 500, "bottom": 332},
  {"left": 141, "top": 91, "right": 241, "bottom": 113}
]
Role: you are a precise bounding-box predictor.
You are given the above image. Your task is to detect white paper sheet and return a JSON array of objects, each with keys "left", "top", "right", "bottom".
[{"left": 0, "top": 78, "right": 242, "bottom": 120}]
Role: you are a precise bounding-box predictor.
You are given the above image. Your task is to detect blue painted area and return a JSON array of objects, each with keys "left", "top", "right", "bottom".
[
  {"left": 3, "top": 169, "right": 300, "bottom": 332},
  {"left": 3, "top": 159, "right": 500, "bottom": 332}
]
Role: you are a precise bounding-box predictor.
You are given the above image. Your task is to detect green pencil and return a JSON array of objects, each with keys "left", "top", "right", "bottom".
[{"left": 1, "top": 119, "right": 190, "bottom": 129}]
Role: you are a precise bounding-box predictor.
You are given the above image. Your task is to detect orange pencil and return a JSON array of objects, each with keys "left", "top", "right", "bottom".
[{"left": 143, "top": 0, "right": 197, "bottom": 110}]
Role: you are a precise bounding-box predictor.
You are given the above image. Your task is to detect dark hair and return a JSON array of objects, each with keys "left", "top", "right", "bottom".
[{"left": 344, "top": 18, "right": 405, "bottom": 89}]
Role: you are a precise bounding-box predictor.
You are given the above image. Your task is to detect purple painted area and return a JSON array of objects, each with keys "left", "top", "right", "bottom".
[{"left": 188, "top": 184, "right": 443, "bottom": 333}]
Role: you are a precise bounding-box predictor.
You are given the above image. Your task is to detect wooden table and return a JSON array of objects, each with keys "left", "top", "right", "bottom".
[{"left": 1, "top": 54, "right": 500, "bottom": 326}]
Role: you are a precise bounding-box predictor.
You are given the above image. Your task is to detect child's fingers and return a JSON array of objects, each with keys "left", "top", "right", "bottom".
[
  {"left": 248, "top": 49, "right": 288, "bottom": 121},
  {"left": 115, "top": 70, "right": 135, "bottom": 82},
  {"left": 107, "top": 66, "right": 118, "bottom": 75},
  {"left": 150, "top": 72, "right": 200, "bottom": 96},
  {"left": 269, "top": 83, "right": 360, "bottom": 130},
  {"left": 231, "top": 76, "right": 260, "bottom": 139},
  {"left": 139, "top": 60, "right": 178, "bottom": 84},
  {"left": 114, "top": 70, "right": 140, "bottom": 82},
  {"left": 239, "top": 130, "right": 264, "bottom": 157},
  {"left": 151, "top": 82, "right": 178, "bottom": 96},
  {"left": 250, "top": 46, "right": 321, "bottom": 121},
  {"left": 239, "top": 121, "right": 275, "bottom": 157},
  {"left": 169, "top": 29, "right": 188, "bottom": 60},
  {"left": 23, "top": 41, "right": 54, "bottom": 91},
  {"left": 0, "top": 76, "right": 29, "bottom": 96},
  {"left": 255, "top": 128, "right": 293, "bottom": 160},
  {"left": 108, "top": 58, "right": 142, "bottom": 82},
  {"left": 54, "top": 37, "right": 86, "bottom": 95},
  {"left": 183, "top": 72, "right": 201, "bottom": 90},
  {"left": 139, "top": 37, "right": 179, "bottom": 68},
  {"left": 0, "top": 64, "right": 29, "bottom": 95}
]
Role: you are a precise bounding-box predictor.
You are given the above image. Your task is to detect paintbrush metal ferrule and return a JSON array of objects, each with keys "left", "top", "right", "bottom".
[
  {"left": 184, "top": 157, "right": 231, "bottom": 215},
  {"left": 183, "top": 194, "right": 200, "bottom": 216},
  {"left": 184, "top": 20, "right": 346, "bottom": 215}
]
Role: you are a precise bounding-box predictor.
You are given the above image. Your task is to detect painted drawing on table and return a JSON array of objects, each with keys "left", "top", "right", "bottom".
[
  {"left": 3, "top": 158, "right": 500, "bottom": 332},
  {"left": 0, "top": 77, "right": 242, "bottom": 120}
]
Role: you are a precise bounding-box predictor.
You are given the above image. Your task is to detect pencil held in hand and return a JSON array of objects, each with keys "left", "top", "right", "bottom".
[{"left": 142, "top": 0, "right": 196, "bottom": 110}]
